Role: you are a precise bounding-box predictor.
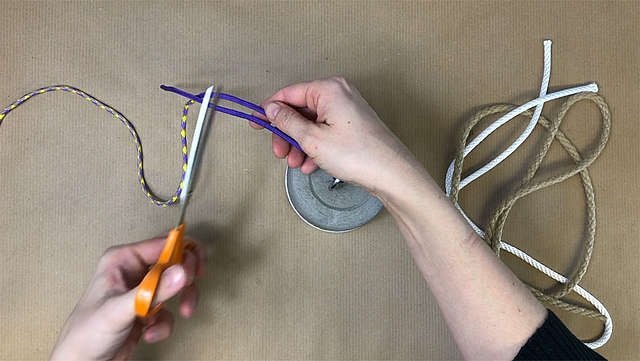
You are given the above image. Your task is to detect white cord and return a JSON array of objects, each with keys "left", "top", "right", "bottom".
[
  {"left": 181, "top": 85, "right": 215, "bottom": 204},
  {"left": 444, "top": 40, "right": 612, "bottom": 349},
  {"left": 444, "top": 82, "right": 598, "bottom": 195}
]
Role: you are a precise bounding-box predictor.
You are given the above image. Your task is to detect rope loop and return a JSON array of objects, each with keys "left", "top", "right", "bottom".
[
  {"left": 445, "top": 41, "right": 613, "bottom": 349},
  {"left": 449, "top": 93, "right": 613, "bottom": 347},
  {"left": 451, "top": 91, "right": 611, "bottom": 302}
]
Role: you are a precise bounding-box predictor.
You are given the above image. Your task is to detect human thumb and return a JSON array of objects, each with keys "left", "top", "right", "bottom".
[
  {"left": 264, "top": 101, "right": 313, "bottom": 144},
  {"left": 105, "top": 265, "right": 187, "bottom": 326}
]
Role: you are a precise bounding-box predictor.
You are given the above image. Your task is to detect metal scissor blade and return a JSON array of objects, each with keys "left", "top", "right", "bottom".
[{"left": 178, "top": 85, "right": 217, "bottom": 224}]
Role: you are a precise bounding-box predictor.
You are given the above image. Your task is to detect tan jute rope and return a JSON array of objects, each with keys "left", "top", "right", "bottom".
[{"left": 449, "top": 92, "right": 611, "bottom": 321}]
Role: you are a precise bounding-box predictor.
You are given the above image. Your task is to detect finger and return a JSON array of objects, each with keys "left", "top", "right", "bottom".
[
  {"left": 264, "top": 101, "right": 317, "bottom": 147},
  {"left": 153, "top": 265, "right": 187, "bottom": 305},
  {"left": 124, "top": 233, "right": 204, "bottom": 268},
  {"left": 184, "top": 239, "right": 206, "bottom": 279},
  {"left": 143, "top": 309, "right": 174, "bottom": 343},
  {"left": 182, "top": 249, "right": 198, "bottom": 286},
  {"left": 300, "top": 157, "right": 318, "bottom": 174},
  {"left": 98, "top": 237, "right": 167, "bottom": 273},
  {"left": 265, "top": 77, "right": 349, "bottom": 113},
  {"left": 122, "top": 237, "right": 169, "bottom": 265},
  {"left": 249, "top": 110, "right": 265, "bottom": 129},
  {"left": 272, "top": 132, "right": 291, "bottom": 159},
  {"left": 102, "top": 264, "right": 185, "bottom": 327},
  {"left": 296, "top": 106, "right": 318, "bottom": 122},
  {"left": 265, "top": 81, "right": 318, "bottom": 111},
  {"left": 111, "top": 321, "right": 143, "bottom": 361},
  {"left": 287, "top": 147, "right": 305, "bottom": 169},
  {"left": 179, "top": 284, "right": 199, "bottom": 318}
]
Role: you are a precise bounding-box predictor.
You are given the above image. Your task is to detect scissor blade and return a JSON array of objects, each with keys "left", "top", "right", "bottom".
[{"left": 178, "top": 85, "right": 216, "bottom": 222}]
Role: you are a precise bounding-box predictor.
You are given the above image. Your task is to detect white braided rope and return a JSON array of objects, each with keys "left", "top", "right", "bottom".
[{"left": 444, "top": 40, "right": 612, "bottom": 349}]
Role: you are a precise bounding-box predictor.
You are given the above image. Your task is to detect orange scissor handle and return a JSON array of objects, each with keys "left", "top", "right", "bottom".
[{"left": 134, "top": 224, "right": 194, "bottom": 318}]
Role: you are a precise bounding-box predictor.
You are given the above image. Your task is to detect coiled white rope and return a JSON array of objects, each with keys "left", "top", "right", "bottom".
[{"left": 444, "top": 40, "right": 612, "bottom": 349}]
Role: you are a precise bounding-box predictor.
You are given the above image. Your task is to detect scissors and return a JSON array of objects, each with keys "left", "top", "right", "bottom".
[{"left": 134, "top": 85, "right": 217, "bottom": 318}]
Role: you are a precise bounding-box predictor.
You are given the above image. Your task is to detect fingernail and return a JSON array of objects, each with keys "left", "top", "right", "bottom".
[
  {"left": 264, "top": 102, "right": 280, "bottom": 120},
  {"left": 145, "top": 331, "right": 158, "bottom": 343},
  {"left": 181, "top": 303, "right": 194, "bottom": 318},
  {"left": 165, "top": 266, "right": 185, "bottom": 287}
]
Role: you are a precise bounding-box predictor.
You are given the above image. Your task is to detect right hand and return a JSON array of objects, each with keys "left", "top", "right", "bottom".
[
  {"left": 256, "top": 77, "right": 419, "bottom": 193},
  {"left": 50, "top": 237, "right": 205, "bottom": 361}
]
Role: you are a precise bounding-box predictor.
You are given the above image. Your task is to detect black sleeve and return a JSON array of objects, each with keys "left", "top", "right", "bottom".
[{"left": 515, "top": 310, "right": 606, "bottom": 360}]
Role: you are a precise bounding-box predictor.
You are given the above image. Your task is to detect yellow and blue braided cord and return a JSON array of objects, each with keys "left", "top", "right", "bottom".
[{"left": 0, "top": 85, "right": 193, "bottom": 207}]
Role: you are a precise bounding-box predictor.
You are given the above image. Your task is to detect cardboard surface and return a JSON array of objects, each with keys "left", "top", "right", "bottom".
[{"left": 1, "top": 1, "right": 638, "bottom": 359}]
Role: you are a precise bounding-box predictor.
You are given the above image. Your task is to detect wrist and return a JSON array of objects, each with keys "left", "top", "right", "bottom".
[
  {"left": 369, "top": 157, "right": 439, "bottom": 208},
  {"left": 371, "top": 158, "right": 474, "bottom": 248}
]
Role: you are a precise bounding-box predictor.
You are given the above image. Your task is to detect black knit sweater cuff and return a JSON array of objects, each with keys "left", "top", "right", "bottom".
[{"left": 514, "top": 310, "right": 606, "bottom": 360}]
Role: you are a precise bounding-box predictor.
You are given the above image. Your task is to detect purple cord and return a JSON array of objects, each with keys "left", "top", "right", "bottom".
[{"left": 160, "top": 85, "right": 303, "bottom": 152}]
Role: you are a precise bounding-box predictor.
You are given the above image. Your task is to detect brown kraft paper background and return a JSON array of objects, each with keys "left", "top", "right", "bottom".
[{"left": 1, "top": 1, "right": 638, "bottom": 359}]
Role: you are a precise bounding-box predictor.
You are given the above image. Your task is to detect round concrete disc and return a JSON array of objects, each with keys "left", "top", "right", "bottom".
[{"left": 285, "top": 166, "right": 383, "bottom": 233}]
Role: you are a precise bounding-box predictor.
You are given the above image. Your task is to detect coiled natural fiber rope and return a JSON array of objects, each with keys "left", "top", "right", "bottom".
[{"left": 448, "top": 92, "right": 611, "bottom": 320}]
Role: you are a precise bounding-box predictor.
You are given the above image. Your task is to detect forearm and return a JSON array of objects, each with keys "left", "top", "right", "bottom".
[
  {"left": 259, "top": 77, "right": 547, "bottom": 359},
  {"left": 375, "top": 161, "right": 546, "bottom": 360}
]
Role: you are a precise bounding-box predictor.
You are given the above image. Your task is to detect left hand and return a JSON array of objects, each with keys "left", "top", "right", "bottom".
[{"left": 50, "top": 236, "right": 205, "bottom": 361}]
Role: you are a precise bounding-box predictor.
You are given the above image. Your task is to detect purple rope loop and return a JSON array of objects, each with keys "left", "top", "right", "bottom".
[{"left": 160, "top": 85, "right": 304, "bottom": 153}]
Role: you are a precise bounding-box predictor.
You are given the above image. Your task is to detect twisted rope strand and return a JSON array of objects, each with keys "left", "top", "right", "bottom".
[
  {"left": 445, "top": 40, "right": 613, "bottom": 349},
  {"left": 452, "top": 92, "right": 610, "bottom": 302},
  {"left": 449, "top": 94, "right": 612, "bottom": 346}
]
